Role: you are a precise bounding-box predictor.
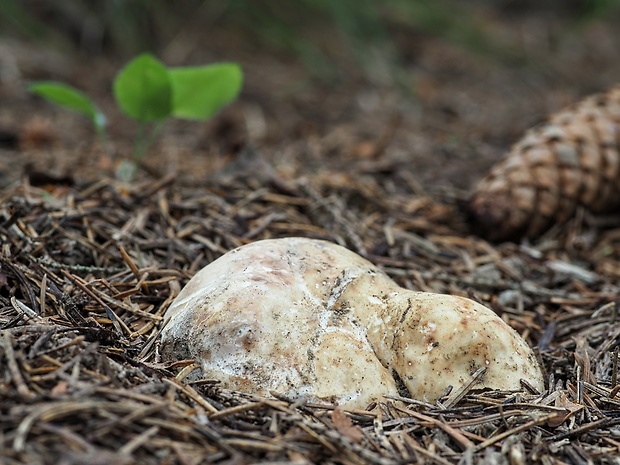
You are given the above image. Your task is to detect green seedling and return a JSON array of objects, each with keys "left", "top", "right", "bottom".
[
  {"left": 29, "top": 53, "right": 243, "bottom": 181},
  {"left": 28, "top": 82, "right": 109, "bottom": 149}
]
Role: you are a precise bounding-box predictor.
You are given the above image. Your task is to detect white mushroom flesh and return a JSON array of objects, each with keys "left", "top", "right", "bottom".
[{"left": 160, "top": 237, "right": 544, "bottom": 408}]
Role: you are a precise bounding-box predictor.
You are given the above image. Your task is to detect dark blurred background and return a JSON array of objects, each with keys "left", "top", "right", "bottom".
[
  {"left": 2, "top": 0, "right": 620, "bottom": 188},
  {"left": 3, "top": 0, "right": 620, "bottom": 84}
]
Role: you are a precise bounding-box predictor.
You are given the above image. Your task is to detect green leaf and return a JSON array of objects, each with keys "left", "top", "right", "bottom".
[
  {"left": 169, "top": 63, "right": 243, "bottom": 120},
  {"left": 113, "top": 53, "right": 172, "bottom": 122},
  {"left": 29, "top": 82, "right": 105, "bottom": 129}
]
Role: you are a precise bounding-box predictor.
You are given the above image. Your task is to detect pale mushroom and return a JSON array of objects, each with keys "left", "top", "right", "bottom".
[{"left": 160, "top": 237, "right": 544, "bottom": 408}]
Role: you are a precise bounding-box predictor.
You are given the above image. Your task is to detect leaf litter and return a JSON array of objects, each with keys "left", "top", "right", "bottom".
[{"left": 1, "top": 150, "right": 620, "bottom": 464}]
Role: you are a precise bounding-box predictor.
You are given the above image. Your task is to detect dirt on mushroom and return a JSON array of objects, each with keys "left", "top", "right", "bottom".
[{"left": 159, "top": 237, "right": 544, "bottom": 407}]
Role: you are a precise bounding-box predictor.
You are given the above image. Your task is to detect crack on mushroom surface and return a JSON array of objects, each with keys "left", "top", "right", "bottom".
[{"left": 160, "top": 237, "right": 544, "bottom": 408}]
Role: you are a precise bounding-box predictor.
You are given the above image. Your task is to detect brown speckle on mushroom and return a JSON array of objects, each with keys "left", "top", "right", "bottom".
[{"left": 160, "top": 237, "right": 544, "bottom": 407}]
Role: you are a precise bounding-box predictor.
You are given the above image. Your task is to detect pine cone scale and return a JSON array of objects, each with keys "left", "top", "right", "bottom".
[{"left": 469, "top": 85, "right": 620, "bottom": 241}]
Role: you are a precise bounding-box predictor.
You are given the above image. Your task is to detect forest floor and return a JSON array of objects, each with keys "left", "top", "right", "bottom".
[{"left": 3, "top": 6, "right": 620, "bottom": 464}]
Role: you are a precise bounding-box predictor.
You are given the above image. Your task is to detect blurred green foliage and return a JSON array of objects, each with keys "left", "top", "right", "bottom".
[
  {"left": 1, "top": 0, "right": 619, "bottom": 83},
  {"left": 29, "top": 53, "right": 243, "bottom": 180}
]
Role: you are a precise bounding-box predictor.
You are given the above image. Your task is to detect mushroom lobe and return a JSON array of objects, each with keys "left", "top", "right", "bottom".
[{"left": 160, "top": 237, "right": 544, "bottom": 407}]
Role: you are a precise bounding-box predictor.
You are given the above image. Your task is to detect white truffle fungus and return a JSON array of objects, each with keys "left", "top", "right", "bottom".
[{"left": 160, "top": 237, "right": 544, "bottom": 408}]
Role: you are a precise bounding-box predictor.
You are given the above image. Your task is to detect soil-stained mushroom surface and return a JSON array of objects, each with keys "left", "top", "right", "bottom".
[{"left": 160, "top": 237, "right": 544, "bottom": 407}]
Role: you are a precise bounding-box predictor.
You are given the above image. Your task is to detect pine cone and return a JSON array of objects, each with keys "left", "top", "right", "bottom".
[{"left": 468, "top": 86, "right": 620, "bottom": 242}]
